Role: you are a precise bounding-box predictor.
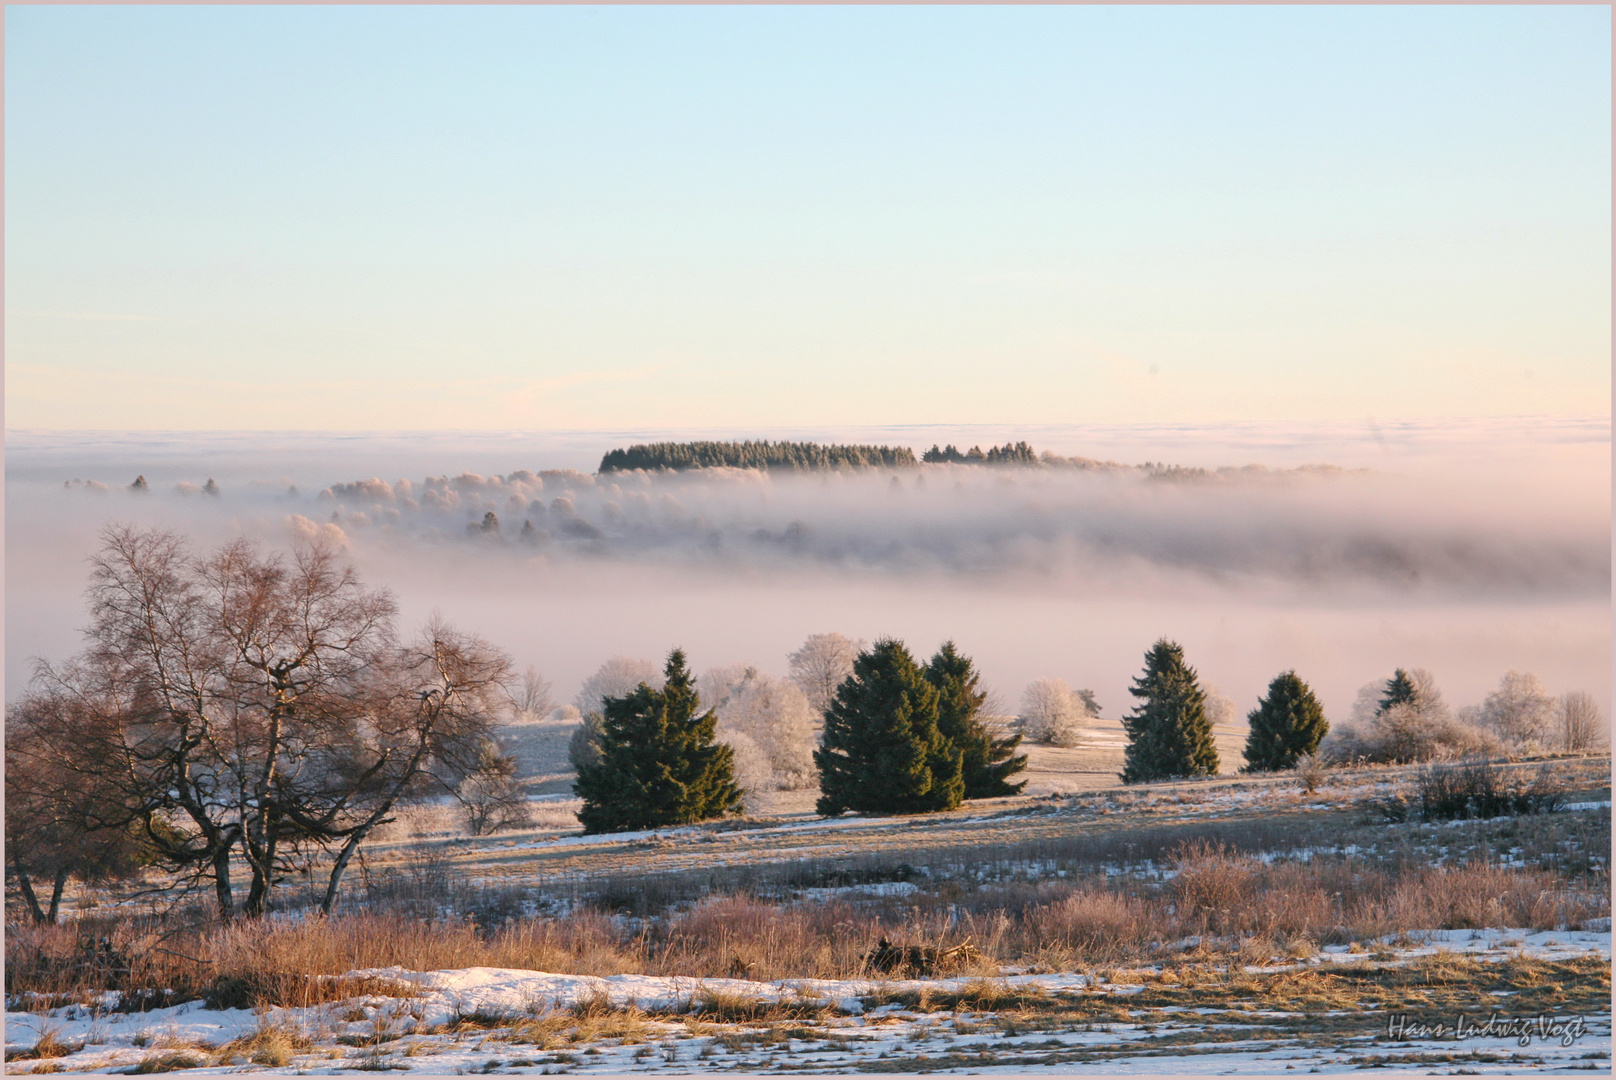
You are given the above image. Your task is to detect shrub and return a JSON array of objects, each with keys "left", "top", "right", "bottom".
[{"left": 1415, "top": 760, "right": 1568, "bottom": 821}]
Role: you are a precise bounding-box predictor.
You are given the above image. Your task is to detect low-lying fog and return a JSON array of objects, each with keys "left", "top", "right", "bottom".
[{"left": 7, "top": 418, "right": 1610, "bottom": 726}]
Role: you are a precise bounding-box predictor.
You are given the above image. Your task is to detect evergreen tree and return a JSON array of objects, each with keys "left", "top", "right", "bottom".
[
  {"left": 574, "top": 649, "right": 743, "bottom": 834},
  {"left": 815, "top": 639, "right": 965, "bottom": 816},
  {"left": 1120, "top": 639, "right": 1219, "bottom": 783},
  {"left": 925, "top": 642, "right": 1026, "bottom": 798},
  {"left": 1378, "top": 669, "right": 1418, "bottom": 714},
  {"left": 1241, "top": 670, "right": 1329, "bottom": 772}
]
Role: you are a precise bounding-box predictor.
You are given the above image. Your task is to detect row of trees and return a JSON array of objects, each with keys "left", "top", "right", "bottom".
[
  {"left": 597, "top": 440, "right": 919, "bottom": 473},
  {"left": 563, "top": 633, "right": 1337, "bottom": 828},
  {"left": 1321, "top": 667, "right": 1605, "bottom": 764},
  {"left": 566, "top": 631, "right": 1608, "bottom": 833},
  {"left": 571, "top": 640, "right": 1028, "bottom": 831},
  {"left": 920, "top": 441, "right": 1039, "bottom": 465}
]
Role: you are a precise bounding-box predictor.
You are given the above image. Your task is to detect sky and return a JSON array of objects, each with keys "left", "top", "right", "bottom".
[{"left": 5, "top": 4, "right": 1611, "bottom": 431}]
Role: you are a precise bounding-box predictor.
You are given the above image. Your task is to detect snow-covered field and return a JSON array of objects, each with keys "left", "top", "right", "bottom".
[{"left": 6, "top": 930, "right": 1609, "bottom": 1074}]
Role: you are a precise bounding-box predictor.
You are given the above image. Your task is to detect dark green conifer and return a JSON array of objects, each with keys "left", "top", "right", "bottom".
[
  {"left": 925, "top": 642, "right": 1026, "bottom": 799},
  {"left": 1241, "top": 670, "right": 1329, "bottom": 772},
  {"left": 574, "top": 649, "right": 742, "bottom": 834},
  {"left": 1120, "top": 639, "right": 1219, "bottom": 783},
  {"left": 1378, "top": 669, "right": 1418, "bottom": 714},
  {"left": 815, "top": 639, "right": 964, "bottom": 816}
]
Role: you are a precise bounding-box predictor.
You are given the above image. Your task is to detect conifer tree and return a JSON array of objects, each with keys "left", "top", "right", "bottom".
[
  {"left": 1378, "top": 668, "right": 1418, "bottom": 714},
  {"left": 925, "top": 642, "right": 1026, "bottom": 798},
  {"left": 1241, "top": 670, "right": 1329, "bottom": 772},
  {"left": 815, "top": 639, "right": 964, "bottom": 816},
  {"left": 574, "top": 649, "right": 743, "bottom": 834},
  {"left": 1120, "top": 639, "right": 1219, "bottom": 783}
]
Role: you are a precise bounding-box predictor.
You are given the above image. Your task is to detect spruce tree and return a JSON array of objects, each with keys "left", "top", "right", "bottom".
[
  {"left": 815, "top": 639, "right": 965, "bottom": 816},
  {"left": 925, "top": 641, "right": 1026, "bottom": 798},
  {"left": 1120, "top": 639, "right": 1219, "bottom": 783},
  {"left": 574, "top": 649, "right": 743, "bottom": 834},
  {"left": 1378, "top": 669, "right": 1418, "bottom": 714},
  {"left": 1241, "top": 670, "right": 1329, "bottom": 772}
]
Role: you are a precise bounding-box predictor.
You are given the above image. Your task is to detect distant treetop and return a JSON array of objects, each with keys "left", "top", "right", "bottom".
[{"left": 598, "top": 440, "right": 918, "bottom": 473}]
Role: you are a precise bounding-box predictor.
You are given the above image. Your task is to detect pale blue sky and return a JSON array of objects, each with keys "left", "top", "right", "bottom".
[{"left": 6, "top": 5, "right": 1610, "bottom": 430}]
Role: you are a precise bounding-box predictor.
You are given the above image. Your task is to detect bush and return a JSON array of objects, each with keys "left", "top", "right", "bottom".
[
  {"left": 1414, "top": 760, "right": 1569, "bottom": 821},
  {"left": 567, "top": 712, "right": 605, "bottom": 773}
]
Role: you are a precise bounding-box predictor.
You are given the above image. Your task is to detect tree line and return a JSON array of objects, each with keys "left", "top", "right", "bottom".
[
  {"left": 598, "top": 439, "right": 1050, "bottom": 473},
  {"left": 598, "top": 440, "right": 918, "bottom": 473}
]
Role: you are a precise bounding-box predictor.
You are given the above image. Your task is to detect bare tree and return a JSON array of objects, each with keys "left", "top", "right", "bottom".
[
  {"left": 1019, "top": 678, "right": 1091, "bottom": 747},
  {"left": 514, "top": 665, "right": 555, "bottom": 721},
  {"left": 787, "top": 632, "right": 863, "bottom": 717},
  {"left": 1559, "top": 691, "right": 1606, "bottom": 751},
  {"left": 5, "top": 696, "right": 149, "bottom": 923},
  {"left": 10, "top": 526, "right": 509, "bottom": 919},
  {"left": 457, "top": 738, "right": 534, "bottom": 835}
]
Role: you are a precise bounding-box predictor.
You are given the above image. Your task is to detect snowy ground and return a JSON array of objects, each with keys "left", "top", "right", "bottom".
[{"left": 7, "top": 929, "right": 1609, "bottom": 1075}]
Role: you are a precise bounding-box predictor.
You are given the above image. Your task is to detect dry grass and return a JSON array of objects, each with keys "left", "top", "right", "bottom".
[
  {"left": 7, "top": 853, "right": 1606, "bottom": 1012},
  {"left": 4, "top": 1025, "right": 81, "bottom": 1063}
]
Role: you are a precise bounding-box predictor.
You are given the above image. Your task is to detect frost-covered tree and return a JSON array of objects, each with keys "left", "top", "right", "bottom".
[
  {"left": 1202, "top": 684, "right": 1237, "bottom": 728},
  {"left": 1325, "top": 669, "right": 1495, "bottom": 764},
  {"left": 1476, "top": 671, "right": 1558, "bottom": 749},
  {"left": 457, "top": 739, "right": 533, "bottom": 835},
  {"left": 1018, "top": 678, "right": 1090, "bottom": 747},
  {"left": 708, "top": 667, "right": 817, "bottom": 791},
  {"left": 788, "top": 633, "right": 864, "bottom": 717},
  {"left": 514, "top": 666, "right": 555, "bottom": 722},
  {"left": 574, "top": 657, "right": 661, "bottom": 716},
  {"left": 569, "top": 657, "right": 661, "bottom": 775}
]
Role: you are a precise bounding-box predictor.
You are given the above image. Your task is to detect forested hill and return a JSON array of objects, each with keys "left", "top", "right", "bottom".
[{"left": 598, "top": 440, "right": 919, "bottom": 473}]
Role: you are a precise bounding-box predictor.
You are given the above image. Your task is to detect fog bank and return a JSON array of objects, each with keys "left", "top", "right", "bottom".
[{"left": 8, "top": 419, "right": 1609, "bottom": 729}]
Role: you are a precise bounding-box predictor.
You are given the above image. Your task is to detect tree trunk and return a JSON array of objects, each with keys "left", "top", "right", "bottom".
[
  {"left": 319, "top": 827, "right": 372, "bottom": 916},
  {"left": 212, "top": 847, "right": 236, "bottom": 920},
  {"left": 242, "top": 833, "right": 278, "bottom": 918},
  {"left": 48, "top": 868, "right": 69, "bottom": 923},
  {"left": 10, "top": 855, "right": 48, "bottom": 924}
]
